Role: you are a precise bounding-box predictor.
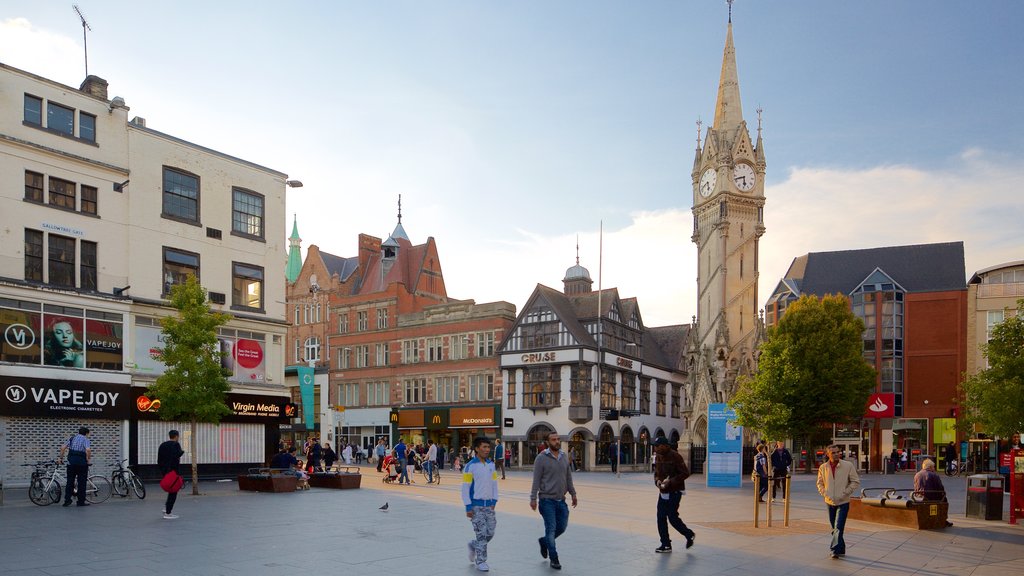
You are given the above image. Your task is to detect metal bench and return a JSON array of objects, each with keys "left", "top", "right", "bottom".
[{"left": 848, "top": 488, "right": 949, "bottom": 530}]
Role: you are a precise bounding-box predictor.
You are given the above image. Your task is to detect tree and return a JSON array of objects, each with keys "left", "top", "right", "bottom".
[
  {"left": 148, "top": 275, "right": 232, "bottom": 495},
  {"left": 959, "top": 299, "right": 1024, "bottom": 439},
  {"left": 730, "top": 294, "right": 877, "bottom": 471}
]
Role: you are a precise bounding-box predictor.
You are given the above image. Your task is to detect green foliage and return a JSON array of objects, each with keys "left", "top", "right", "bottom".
[
  {"left": 959, "top": 299, "right": 1024, "bottom": 438},
  {"left": 730, "top": 294, "right": 877, "bottom": 459},
  {"left": 147, "top": 275, "right": 232, "bottom": 423}
]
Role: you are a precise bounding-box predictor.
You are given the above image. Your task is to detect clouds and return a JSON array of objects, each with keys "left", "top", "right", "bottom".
[{"left": 0, "top": 18, "right": 82, "bottom": 86}]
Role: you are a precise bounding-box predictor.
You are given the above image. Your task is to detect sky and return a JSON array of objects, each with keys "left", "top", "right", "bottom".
[{"left": 2, "top": 1, "right": 1022, "bottom": 326}]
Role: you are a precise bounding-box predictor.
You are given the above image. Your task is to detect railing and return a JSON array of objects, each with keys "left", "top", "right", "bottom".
[{"left": 978, "top": 283, "right": 1024, "bottom": 298}]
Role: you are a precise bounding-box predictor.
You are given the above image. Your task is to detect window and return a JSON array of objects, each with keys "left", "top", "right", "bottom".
[
  {"left": 80, "top": 241, "right": 97, "bottom": 291},
  {"left": 79, "top": 112, "right": 96, "bottom": 143},
  {"left": 339, "top": 383, "right": 360, "bottom": 406},
  {"left": 375, "top": 343, "right": 389, "bottom": 367},
  {"left": 524, "top": 366, "right": 559, "bottom": 408},
  {"left": 303, "top": 337, "right": 320, "bottom": 363},
  {"left": 80, "top": 185, "right": 97, "bottom": 215},
  {"left": 162, "top": 167, "right": 200, "bottom": 223},
  {"left": 24, "top": 229, "right": 43, "bottom": 282},
  {"left": 293, "top": 339, "right": 301, "bottom": 363},
  {"left": 357, "top": 311, "right": 368, "bottom": 331},
  {"left": 47, "top": 102, "right": 74, "bottom": 136},
  {"left": 49, "top": 177, "right": 76, "bottom": 210},
  {"left": 621, "top": 377, "right": 636, "bottom": 411},
  {"left": 48, "top": 234, "right": 75, "bottom": 287},
  {"left": 403, "top": 378, "right": 427, "bottom": 404},
  {"left": 569, "top": 365, "right": 589, "bottom": 407},
  {"left": 355, "top": 345, "right": 369, "bottom": 368},
  {"left": 232, "top": 263, "right": 264, "bottom": 310},
  {"left": 426, "top": 337, "right": 443, "bottom": 362},
  {"left": 366, "top": 381, "right": 388, "bottom": 406},
  {"left": 162, "top": 248, "right": 199, "bottom": 294},
  {"left": 402, "top": 339, "right": 420, "bottom": 364},
  {"left": 599, "top": 368, "right": 617, "bottom": 410},
  {"left": 506, "top": 372, "right": 517, "bottom": 409},
  {"left": 656, "top": 383, "right": 666, "bottom": 416},
  {"left": 436, "top": 376, "right": 459, "bottom": 403},
  {"left": 24, "top": 94, "right": 42, "bottom": 125},
  {"left": 337, "top": 348, "right": 350, "bottom": 369},
  {"left": 476, "top": 332, "right": 495, "bottom": 357},
  {"left": 376, "top": 308, "right": 388, "bottom": 329},
  {"left": 671, "top": 385, "right": 680, "bottom": 418},
  {"left": 468, "top": 374, "right": 494, "bottom": 401},
  {"left": 25, "top": 171, "right": 43, "bottom": 202},
  {"left": 639, "top": 378, "right": 651, "bottom": 415},
  {"left": 231, "top": 188, "right": 264, "bottom": 238},
  {"left": 450, "top": 334, "right": 468, "bottom": 360},
  {"left": 338, "top": 313, "right": 348, "bottom": 334}
]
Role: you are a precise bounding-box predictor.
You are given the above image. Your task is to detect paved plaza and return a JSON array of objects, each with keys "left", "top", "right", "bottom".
[{"left": 0, "top": 466, "right": 1021, "bottom": 576}]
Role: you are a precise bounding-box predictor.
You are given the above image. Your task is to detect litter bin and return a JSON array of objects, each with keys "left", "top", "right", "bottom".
[{"left": 966, "top": 474, "right": 1004, "bottom": 520}]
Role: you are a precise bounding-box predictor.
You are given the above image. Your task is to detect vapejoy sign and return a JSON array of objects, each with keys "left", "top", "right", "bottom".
[{"left": 0, "top": 377, "right": 129, "bottom": 420}]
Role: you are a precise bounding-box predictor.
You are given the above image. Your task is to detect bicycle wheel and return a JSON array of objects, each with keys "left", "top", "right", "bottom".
[
  {"left": 29, "top": 478, "right": 53, "bottom": 506},
  {"left": 47, "top": 480, "right": 62, "bottom": 503},
  {"left": 130, "top": 474, "right": 146, "bottom": 499},
  {"left": 85, "top": 475, "right": 112, "bottom": 503},
  {"left": 111, "top": 473, "right": 128, "bottom": 497}
]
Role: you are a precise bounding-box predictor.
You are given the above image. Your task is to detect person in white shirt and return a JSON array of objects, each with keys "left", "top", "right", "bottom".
[
  {"left": 426, "top": 439, "right": 439, "bottom": 483},
  {"left": 462, "top": 437, "right": 498, "bottom": 572},
  {"left": 342, "top": 444, "right": 353, "bottom": 465}
]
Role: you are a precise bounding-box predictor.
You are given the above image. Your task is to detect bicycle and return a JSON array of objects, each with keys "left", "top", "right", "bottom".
[
  {"left": 110, "top": 459, "right": 146, "bottom": 499},
  {"left": 944, "top": 459, "right": 972, "bottom": 477},
  {"left": 23, "top": 461, "right": 62, "bottom": 506},
  {"left": 419, "top": 457, "right": 441, "bottom": 485},
  {"left": 37, "top": 460, "right": 112, "bottom": 504}
]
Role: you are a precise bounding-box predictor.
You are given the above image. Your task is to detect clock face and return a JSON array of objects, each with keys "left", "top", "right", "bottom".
[
  {"left": 733, "top": 163, "right": 755, "bottom": 192},
  {"left": 699, "top": 168, "right": 717, "bottom": 197}
]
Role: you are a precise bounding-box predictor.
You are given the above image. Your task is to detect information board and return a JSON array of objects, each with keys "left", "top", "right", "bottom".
[{"left": 706, "top": 403, "right": 743, "bottom": 487}]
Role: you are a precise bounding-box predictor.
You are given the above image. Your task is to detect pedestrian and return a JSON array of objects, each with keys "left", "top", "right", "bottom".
[
  {"left": 158, "top": 430, "right": 185, "bottom": 519},
  {"left": 770, "top": 440, "right": 792, "bottom": 500},
  {"left": 59, "top": 426, "right": 91, "bottom": 507},
  {"left": 608, "top": 442, "right": 618, "bottom": 473},
  {"left": 913, "top": 458, "right": 950, "bottom": 526},
  {"left": 530, "top": 431, "right": 578, "bottom": 571},
  {"left": 395, "top": 437, "right": 411, "bottom": 485},
  {"left": 944, "top": 442, "right": 957, "bottom": 472},
  {"left": 754, "top": 444, "right": 769, "bottom": 502},
  {"left": 376, "top": 438, "right": 388, "bottom": 472},
  {"left": 494, "top": 439, "right": 506, "bottom": 480},
  {"left": 342, "top": 443, "right": 353, "bottom": 465},
  {"left": 322, "top": 442, "right": 337, "bottom": 470},
  {"left": 504, "top": 443, "right": 512, "bottom": 470},
  {"left": 568, "top": 446, "right": 577, "bottom": 472},
  {"left": 816, "top": 444, "right": 861, "bottom": 559},
  {"left": 900, "top": 449, "right": 908, "bottom": 471},
  {"left": 463, "top": 437, "right": 498, "bottom": 572},
  {"left": 425, "top": 439, "right": 438, "bottom": 483},
  {"left": 651, "top": 436, "right": 695, "bottom": 553},
  {"left": 437, "top": 443, "right": 447, "bottom": 471}
]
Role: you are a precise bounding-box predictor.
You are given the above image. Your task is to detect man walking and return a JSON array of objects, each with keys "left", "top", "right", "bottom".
[
  {"left": 530, "top": 432, "right": 577, "bottom": 571},
  {"left": 462, "top": 437, "right": 498, "bottom": 572},
  {"left": 770, "top": 440, "right": 792, "bottom": 500},
  {"left": 816, "top": 444, "right": 861, "bottom": 558},
  {"left": 652, "top": 436, "right": 695, "bottom": 553},
  {"left": 60, "top": 426, "right": 91, "bottom": 507},
  {"left": 375, "top": 438, "right": 388, "bottom": 472},
  {"left": 158, "top": 430, "right": 185, "bottom": 519},
  {"left": 494, "top": 439, "right": 506, "bottom": 479},
  {"left": 425, "top": 439, "right": 438, "bottom": 483},
  {"left": 395, "top": 437, "right": 411, "bottom": 485}
]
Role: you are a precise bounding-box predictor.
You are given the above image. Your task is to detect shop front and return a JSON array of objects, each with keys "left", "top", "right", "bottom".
[
  {"left": 130, "top": 388, "right": 290, "bottom": 480},
  {"left": 393, "top": 404, "right": 500, "bottom": 457}
]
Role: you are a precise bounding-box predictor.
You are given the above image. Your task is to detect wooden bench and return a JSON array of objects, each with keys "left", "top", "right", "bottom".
[
  {"left": 848, "top": 488, "right": 949, "bottom": 530},
  {"left": 308, "top": 466, "right": 362, "bottom": 489},
  {"left": 237, "top": 468, "right": 299, "bottom": 492}
]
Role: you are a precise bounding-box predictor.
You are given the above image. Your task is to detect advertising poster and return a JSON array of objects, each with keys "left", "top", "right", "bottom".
[
  {"left": 42, "top": 314, "right": 85, "bottom": 368},
  {"left": 707, "top": 403, "right": 743, "bottom": 487},
  {"left": 132, "top": 325, "right": 168, "bottom": 375},
  {"left": 296, "top": 365, "right": 315, "bottom": 428},
  {"left": 85, "top": 319, "right": 123, "bottom": 370},
  {"left": 135, "top": 326, "right": 264, "bottom": 383},
  {"left": 1, "top": 307, "right": 42, "bottom": 365}
]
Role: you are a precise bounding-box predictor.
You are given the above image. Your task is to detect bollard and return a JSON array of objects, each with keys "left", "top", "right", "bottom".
[{"left": 753, "top": 475, "right": 760, "bottom": 527}]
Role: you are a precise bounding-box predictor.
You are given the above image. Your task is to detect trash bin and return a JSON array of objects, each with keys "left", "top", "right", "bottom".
[
  {"left": 966, "top": 474, "right": 1004, "bottom": 520},
  {"left": 885, "top": 457, "right": 896, "bottom": 474}
]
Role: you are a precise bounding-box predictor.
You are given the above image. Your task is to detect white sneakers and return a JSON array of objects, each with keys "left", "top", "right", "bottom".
[
  {"left": 163, "top": 513, "right": 178, "bottom": 519},
  {"left": 476, "top": 562, "right": 490, "bottom": 572}
]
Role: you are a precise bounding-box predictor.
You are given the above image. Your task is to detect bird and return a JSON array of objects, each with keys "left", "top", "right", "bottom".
[{"left": 379, "top": 502, "right": 389, "bottom": 511}]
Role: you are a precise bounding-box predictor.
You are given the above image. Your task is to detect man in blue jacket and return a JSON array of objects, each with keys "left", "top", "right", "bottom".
[{"left": 462, "top": 437, "right": 498, "bottom": 572}]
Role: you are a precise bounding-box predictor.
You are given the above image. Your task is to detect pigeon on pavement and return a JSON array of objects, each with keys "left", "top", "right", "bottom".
[{"left": 379, "top": 502, "right": 389, "bottom": 511}]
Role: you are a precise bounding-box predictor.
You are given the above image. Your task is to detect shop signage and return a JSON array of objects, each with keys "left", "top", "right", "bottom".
[
  {"left": 130, "top": 388, "right": 289, "bottom": 423},
  {"left": 865, "top": 393, "right": 895, "bottom": 419},
  {"left": 505, "top": 349, "right": 577, "bottom": 366},
  {"left": 0, "top": 306, "right": 123, "bottom": 370},
  {"left": 451, "top": 406, "right": 496, "bottom": 428},
  {"left": 504, "top": 417, "right": 514, "bottom": 428},
  {"left": 398, "top": 409, "right": 424, "bottom": 429},
  {"left": 134, "top": 325, "right": 264, "bottom": 383},
  {"left": 425, "top": 407, "right": 449, "bottom": 430},
  {"left": 0, "top": 376, "right": 130, "bottom": 420}
]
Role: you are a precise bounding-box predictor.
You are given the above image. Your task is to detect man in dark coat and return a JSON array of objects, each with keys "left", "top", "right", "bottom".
[
  {"left": 770, "top": 441, "right": 793, "bottom": 500},
  {"left": 652, "top": 436, "right": 695, "bottom": 553},
  {"left": 158, "top": 430, "right": 184, "bottom": 519}
]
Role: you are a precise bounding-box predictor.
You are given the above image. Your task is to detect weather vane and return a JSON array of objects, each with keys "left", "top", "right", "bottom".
[
  {"left": 696, "top": 118, "right": 703, "bottom": 149},
  {"left": 727, "top": 0, "right": 734, "bottom": 23},
  {"left": 397, "top": 194, "right": 402, "bottom": 223},
  {"left": 756, "top": 106, "right": 763, "bottom": 137}
]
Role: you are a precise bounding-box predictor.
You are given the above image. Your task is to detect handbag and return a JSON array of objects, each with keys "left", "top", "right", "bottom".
[{"left": 160, "top": 470, "right": 184, "bottom": 493}]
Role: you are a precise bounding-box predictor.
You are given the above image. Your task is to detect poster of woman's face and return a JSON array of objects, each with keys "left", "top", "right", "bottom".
[{"left": 43, "top": 315, "right": 84, "bottom": 368}]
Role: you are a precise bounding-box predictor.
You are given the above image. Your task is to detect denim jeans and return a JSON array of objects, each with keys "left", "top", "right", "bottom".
[
  {"left": 827, "top": 502, "right": 850, "bottom": 554},
  {"left": 397, "top": 460, "right": 410, "bottom": 484},
  {"left": 538, "top": 498, "right": 569, "bottom": 560},
  {"left": 425, "top": 461, "right": 435, "bottom": 483},
  {"left": 657, "top": 492, "right": 694, "bottom": 546}
]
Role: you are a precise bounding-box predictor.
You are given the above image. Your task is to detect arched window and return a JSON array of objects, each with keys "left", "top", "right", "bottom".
[
  {"left": 526, "top": 424, "right": 555, "bottom": 466},
  {"left": 304, "top": 337, "right": 320, "bottom": 363},
  {"left": 620, "top": 426, "right": 635, "bottom": 465},
  {"left": 597, "top": 424, "right": 614, "bottom": 465}
]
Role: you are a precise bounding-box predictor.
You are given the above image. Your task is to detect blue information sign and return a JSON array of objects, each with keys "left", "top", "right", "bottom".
[{"left": 706, "top": 403, "right": 743, "bottom": 487}]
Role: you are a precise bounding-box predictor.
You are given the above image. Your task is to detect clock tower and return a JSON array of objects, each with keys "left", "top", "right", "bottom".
[{"left": 687, "top": 11, "right": 766, "bottom": 434}]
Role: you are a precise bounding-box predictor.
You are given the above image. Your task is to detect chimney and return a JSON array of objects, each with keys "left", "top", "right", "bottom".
[
  {"left": 79, "top": 75, "right": 108, "bottom": 100},
  {"left": 130, "top": 117, "right": 146, "bottom": 128}
]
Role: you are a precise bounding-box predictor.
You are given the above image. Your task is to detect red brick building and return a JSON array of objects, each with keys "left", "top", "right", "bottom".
[{"left": 765, "top": 242, "right": 967, "bottom": 472}]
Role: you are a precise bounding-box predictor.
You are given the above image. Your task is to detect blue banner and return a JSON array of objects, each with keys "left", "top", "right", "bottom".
[
  {"left": 707, "top": 403, "right": 743, "bottom": 487},
  {"left": 296, "top": 365, "right": 315, "bottom": 429}
]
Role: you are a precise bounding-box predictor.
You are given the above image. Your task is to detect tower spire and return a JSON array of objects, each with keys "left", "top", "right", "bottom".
[
  {"left": 575, "top": 235, "right": 580, "bottom": 265},
  {"left": 712, "top": 12, "right": 744, "bottom": 135},
  {"left": 286, "top": 214, "right": 303, "bottom": 283}
]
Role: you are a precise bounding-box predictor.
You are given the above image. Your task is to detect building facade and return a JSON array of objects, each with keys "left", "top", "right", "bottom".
[
  {"left": 498, "top": 262, "right": 689, "bottom": 472},
  {"left": 0, "top": 64, "right": 292, "bottom": 483},
  {"left": 765, "top": 242, "right": 968, "bottom": 472},
  {"left": 685, "top": 15, "right": 767, "bottom": 447}
]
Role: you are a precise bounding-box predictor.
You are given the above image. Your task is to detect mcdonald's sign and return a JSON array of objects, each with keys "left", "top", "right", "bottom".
[{"left": 425, "top": 407, "right": 448, "bottom": 430}]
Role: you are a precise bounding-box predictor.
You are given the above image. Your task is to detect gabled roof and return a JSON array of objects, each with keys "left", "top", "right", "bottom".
[
  {"left": 646, "top": 325, "right": 689, "bottom": 369},
  {"left": 790, "top": 242, "right": 966, "bottom": 296},
  {"left": 566, "top": 287, "right": 621, "bottom": 320},
  {"left": 319, "top": 250, "right": 359, "bottom": 282}
]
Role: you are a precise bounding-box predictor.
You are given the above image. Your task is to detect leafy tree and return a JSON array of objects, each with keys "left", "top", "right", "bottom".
[
  {"left": 959, "top": 299, "right": 1024, "bottom": 439},
  {"left": 730, "top": 294, "right": 877, "bottom": 471},
  {"left": 148, "top": 275, "right": 232, "bottom": 494}
]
